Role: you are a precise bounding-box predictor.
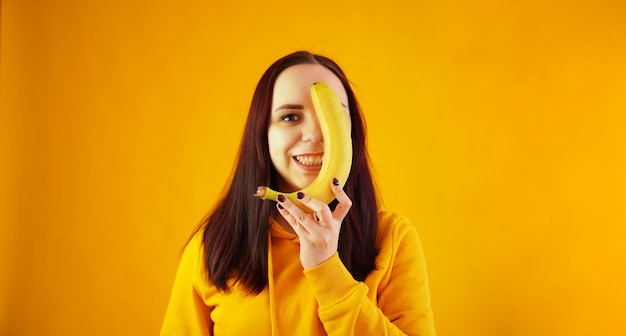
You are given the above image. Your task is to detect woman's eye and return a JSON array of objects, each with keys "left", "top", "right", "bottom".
[{"left": 281, "top": 114, "right": 300, "bottom": 122}]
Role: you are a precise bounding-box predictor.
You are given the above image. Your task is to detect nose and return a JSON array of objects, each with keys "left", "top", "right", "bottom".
[{"left": 301, "top": 114, "right": 323, "bottom": 144}]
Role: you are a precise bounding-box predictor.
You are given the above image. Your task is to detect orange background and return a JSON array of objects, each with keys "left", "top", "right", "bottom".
[{"left": 2, "top": 0, "right": 625, "bottom": 335}]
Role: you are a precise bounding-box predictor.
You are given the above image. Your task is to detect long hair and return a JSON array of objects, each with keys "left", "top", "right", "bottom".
[{"left": 199, "top": 51, "right": 379, "bottom": 294}]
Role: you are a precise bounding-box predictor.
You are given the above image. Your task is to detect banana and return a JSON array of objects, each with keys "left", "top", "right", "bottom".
[{"left": 254, "top": 82, "right": 352, "bottom": 212}]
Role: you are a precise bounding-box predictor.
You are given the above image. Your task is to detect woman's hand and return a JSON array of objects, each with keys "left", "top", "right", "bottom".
[{"left": 275, "top": 178, "right": 352, "bottom": 270}]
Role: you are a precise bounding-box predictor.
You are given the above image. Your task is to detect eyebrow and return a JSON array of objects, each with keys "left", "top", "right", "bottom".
[
  {"left": 272, "top": 102, "right": 348, "bottom": 112},
  {"left": 273, "top": 104, "right": 304, "bottom": 112}
]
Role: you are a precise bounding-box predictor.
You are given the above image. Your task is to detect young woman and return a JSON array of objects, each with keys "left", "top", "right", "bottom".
[{"left": 160, "top": 51, "right": 436, "bottom": 335}]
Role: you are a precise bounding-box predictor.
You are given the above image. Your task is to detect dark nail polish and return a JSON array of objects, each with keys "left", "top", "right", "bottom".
[
  {"left": 297, "top": 192, "right": 304, "bottom": 200},
  {"left": 333, "top": 178, "right": 340, "bottom": 186},
  {"left": 277, "top": 194, "right": 285, "bottom": 202},
  {"left": 277, "top": 203, "right": 283, "bottom": 209}
]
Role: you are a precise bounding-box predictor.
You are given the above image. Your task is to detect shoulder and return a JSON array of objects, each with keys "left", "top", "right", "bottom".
[
  {"left": 176, "top": 229, "right": 207, "bottom": 280},
  {"left": 376, "top": 210, "right": 418, "bottom": 242},
  {"left": 375, "top": 210, "right": 424, "bottom": 265},
  {"left": 184, "top": 228, "right": 205, "bottom": 257}
]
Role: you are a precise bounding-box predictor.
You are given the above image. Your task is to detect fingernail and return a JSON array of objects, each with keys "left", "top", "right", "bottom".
[
  {"left": 277, "top": 203, "right": 283, "bottom": 209},
  {"left": 296, "top": 192, "right": 304, "bottom": 200},
  {"left": 277, "top": 194, "right": 285, "bottom": 202},
  {"left": 333, "top": 178, "right": 340, "bottom": 186}
]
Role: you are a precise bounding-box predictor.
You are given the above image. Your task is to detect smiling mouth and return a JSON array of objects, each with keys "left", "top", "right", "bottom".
[{"left": 293, "top": 154, "right": 323, "bottom": 166}]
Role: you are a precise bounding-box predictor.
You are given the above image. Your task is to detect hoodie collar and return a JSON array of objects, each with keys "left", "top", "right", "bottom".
[{"left": 269, "top": 218, "right": 299, "bottom": 243}]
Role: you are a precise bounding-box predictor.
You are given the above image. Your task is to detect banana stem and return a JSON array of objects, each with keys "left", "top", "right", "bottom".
[
  {"left": 253, "top": 186, "right": 279, "bottom": 201},
  {"left": 254, "top": 185, "right": 314, "bottom": 212}
]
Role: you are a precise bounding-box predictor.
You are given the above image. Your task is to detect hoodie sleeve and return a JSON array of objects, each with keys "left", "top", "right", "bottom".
[
  {"left": 302, "top": 213, "right": 436, "bottom": 336},
  {"left": 160, "top": 233, "right": 214, "bottom": 336}
]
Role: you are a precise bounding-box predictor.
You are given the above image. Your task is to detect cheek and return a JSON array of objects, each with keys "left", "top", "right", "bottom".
[
  {"left": 267, "top": 130, "right": 280, "bottom": 164},
  {"left": 267, "top": 128, "right": 290, "bottom": 166}
]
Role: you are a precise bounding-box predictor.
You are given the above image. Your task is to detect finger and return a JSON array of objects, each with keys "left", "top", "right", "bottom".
[
  {"left": 330, "top": 177, "right": 352, "bottom": 220},
  {"left": 277, "top": 193, "right": 317, "bottom": 226},
  {"left": 276, "top": 202, "right": 310, "bottom": 236},
  {"left": 278, "top": 193, "right": 326, "bottom": 235},
  {"left": 293, "top": 191, "right": 334, "bottom": 224}
]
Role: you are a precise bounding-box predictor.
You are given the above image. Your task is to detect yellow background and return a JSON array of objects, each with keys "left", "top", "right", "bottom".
[{"left": 2, "top": 0, "right": 625, "bottom": 335}]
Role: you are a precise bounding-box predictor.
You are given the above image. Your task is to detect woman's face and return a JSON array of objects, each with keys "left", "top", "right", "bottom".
[{"left": 268, "top": 63, "right": 350, "bottom": 193}]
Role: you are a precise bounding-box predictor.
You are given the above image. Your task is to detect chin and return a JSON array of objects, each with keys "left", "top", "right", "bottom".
[
  {"left": 290, "top": 180, "right": 314, "bottom": 192},
  {"left": 278, "top": 175, "right": 316, "bottom": 192}
]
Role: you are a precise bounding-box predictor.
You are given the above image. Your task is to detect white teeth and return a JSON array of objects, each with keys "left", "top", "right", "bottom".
[{"left": 294, "top": 155, "right": 323, "bottom": 166}]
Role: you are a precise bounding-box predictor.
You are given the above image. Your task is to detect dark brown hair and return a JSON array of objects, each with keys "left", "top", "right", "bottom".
[{"left": 199, "top": 51, "right": 379, "bottom": 294}]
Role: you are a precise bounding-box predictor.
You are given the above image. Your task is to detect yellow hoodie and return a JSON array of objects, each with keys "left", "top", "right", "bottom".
[{"left": 160, "top": 211, "right": 436, "bottom": 335}]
